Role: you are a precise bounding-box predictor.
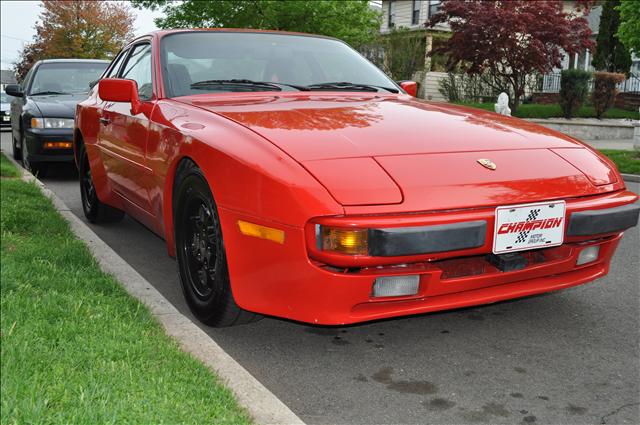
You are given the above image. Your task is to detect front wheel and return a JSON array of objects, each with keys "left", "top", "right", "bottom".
[
  {"left": 79, "top": 144, "right": 124, "bottom": 223},
  {"left": 173, "top": 160, "right": 259, "bottom": 327},
  {"left": 20, "top": 134, "right": 47, "bottom": 177},
  {"left": 12, "top": 135, "right": 21, "bottom": 161}
]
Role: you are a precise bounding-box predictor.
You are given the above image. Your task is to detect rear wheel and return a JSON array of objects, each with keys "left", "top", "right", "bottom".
[
  {"left": 79, "top": 143, "right": 124, "bottom": 223},
  {"left": 174, "top": 160, "right": 259, "bottom": 327}
]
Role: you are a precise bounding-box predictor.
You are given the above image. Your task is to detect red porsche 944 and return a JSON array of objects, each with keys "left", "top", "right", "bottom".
[{"left": 75, "top": 29, "right": 639, "bottom": 326}]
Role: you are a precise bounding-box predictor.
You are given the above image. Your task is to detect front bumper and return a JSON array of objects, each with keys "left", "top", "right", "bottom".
[
  {"left": 24, "top": 128, "right": 74, "bottom": 163},
  {"left": 221, "top": 190, "right": 638, "bottom": 325}
]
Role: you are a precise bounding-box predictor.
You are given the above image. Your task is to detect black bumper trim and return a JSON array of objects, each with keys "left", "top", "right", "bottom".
[
  {"left": 567, "top": 204, "right": 640, "bottom": 236},
  {"left": 368, "top": 220, "right": 487, "bottom": 257}
]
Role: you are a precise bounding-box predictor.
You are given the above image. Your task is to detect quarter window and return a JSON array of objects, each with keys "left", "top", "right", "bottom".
[
  {"left": 120, "top": 43, "right": 153, "bottom": 100},
  {"left": 105, "top": 49, "right": 129, "bottom": 79}
]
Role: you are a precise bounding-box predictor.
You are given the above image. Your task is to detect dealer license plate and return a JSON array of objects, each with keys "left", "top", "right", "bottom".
[
  {"left": 2, "top": 116, "right": 9, "bottom": 121},
  {"left": 493, "top": 201, "right": 566, "bottom": 254}
]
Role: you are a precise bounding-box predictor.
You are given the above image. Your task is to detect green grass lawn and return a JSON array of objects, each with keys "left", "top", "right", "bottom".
[
  {"left": 455, "top": 102, "right": 640, "bottom": 120},
  {"left": 599, "top": 149, "right": 640, "bottom": 175},
  {"left": 1, "top": 153, "right": 20, "bottom": 178},
  {"left": 0, "top": 154, "right": 251, "bottom": 424}
]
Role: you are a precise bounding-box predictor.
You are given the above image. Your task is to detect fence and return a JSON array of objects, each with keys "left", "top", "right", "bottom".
[{"left": 540, "top": 72, "right": 640, "bottom": 93}]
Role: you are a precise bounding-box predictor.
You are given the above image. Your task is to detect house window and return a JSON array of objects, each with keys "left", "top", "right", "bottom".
[
  {"left": 389, "top": 0, "right": 396, "bottom": 28},
  {"left": 412, "top": 0, "right": 421, "bottom": 25},
  {"left": 428, "top": 0, "right": 442, "bottom": 18}
]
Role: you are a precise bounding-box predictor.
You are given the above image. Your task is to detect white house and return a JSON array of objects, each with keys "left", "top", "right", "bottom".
[{"left": 381, "top": 0, "right": 446, "bottom": 32}]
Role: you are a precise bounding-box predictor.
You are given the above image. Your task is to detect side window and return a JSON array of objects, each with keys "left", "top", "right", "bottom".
[
  {"left": 105, "top": 49, "right": 129, "bottom": 79},
  {"left": 120, "top": 43, "right": 153, "bottom": 100}
]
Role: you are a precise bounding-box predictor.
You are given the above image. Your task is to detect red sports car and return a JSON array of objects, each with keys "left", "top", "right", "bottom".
[{"left": 75, "top": 29, "right": 639, "bottom": 326}]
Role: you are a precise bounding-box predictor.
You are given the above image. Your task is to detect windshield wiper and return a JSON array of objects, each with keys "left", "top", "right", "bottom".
[
  {"left": 30, "top": 91, "right": 69, "bottom": 96},
  {"left": 190, "top": 79, "right": 309, "bottom": 92},
  {"left": 307, "top": 82, "right": 399, "bottom": 93}
]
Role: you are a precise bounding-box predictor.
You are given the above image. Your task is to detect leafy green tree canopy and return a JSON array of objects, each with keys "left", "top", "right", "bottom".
[
  {"left": 131, "top": 0, "right": 381, "bottom": 47},
  {"left": 616, "top": 0, "right": 640, "bottom": 55},
  {"left": 592, "top": 0, "right": 632, "bottom": 74}
]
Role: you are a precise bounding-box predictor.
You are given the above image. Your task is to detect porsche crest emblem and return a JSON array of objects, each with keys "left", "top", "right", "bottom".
[{"left": 477, "top": 159, "right": 497, "bottom": 170}]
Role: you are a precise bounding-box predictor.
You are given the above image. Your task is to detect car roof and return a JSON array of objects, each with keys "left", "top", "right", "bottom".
[
  {"left": 37, "top": 59, "right": 111, "bottom": 64},
  {"left": 145, "top": 28, "right": 338, "bottom": 41}
]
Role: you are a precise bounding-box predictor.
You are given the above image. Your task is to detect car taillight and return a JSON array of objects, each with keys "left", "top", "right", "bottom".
[{"left": 318, "top": 225, "right": 368, "bottom": 255}]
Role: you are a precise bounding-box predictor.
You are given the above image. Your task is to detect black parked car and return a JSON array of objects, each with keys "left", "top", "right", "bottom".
[{"left": 6, "top": 59, "right": 108, "bottom": 175}]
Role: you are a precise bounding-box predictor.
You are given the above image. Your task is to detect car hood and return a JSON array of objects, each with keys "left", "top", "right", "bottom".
[
  {"left": 29, "top": 93, "right": 88, "bottom": 118},
  {"left": 181, "top": 94, "right": 620, "bottom": 210},
  {"left": 183, "top": 94, "right": 586, "bottom": 160}
]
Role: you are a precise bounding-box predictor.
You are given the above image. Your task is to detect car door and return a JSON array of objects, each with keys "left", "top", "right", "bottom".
[{"left": 98, "top": 42, "right": 155, "bottom": 214}]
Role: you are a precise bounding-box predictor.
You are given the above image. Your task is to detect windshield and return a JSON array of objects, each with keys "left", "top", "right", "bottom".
[
  {"left": 30, "top": 62, "right": 108, "bottom": 95},
  {"left": 0, "top": 92, "right": 13, "bottom": 103},
  {"left": 161, "top": 32, "right": 397, "bottom": 97}
]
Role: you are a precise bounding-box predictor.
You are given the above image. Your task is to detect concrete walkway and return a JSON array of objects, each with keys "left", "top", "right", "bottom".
[{"left": 583, "top": 139, "right": 635, "bottom": 151}]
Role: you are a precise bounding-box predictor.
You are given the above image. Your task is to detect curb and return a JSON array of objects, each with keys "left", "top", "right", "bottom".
[
  {"left": 622, "top": 174, "right": 640, "bottom": 183},
  {"left": 2, "top": 151, "right": 304, "bottom": 425}
]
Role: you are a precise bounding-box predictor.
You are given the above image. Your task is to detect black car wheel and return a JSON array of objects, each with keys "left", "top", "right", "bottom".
[
  {"left": 20, "top": 133, "right": 47, "bottom": 177},
  {"left": 12, "top": 134, "right": 21, "bottom": 161},
  {"left": 79, "top": 143, "right": 124, "bottom": 223},
  {"left": 173, "top": 160, "right": 259, "bottom": 327}
]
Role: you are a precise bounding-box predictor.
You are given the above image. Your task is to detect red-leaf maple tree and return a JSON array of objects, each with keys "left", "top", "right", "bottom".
[
  {"left": 14, "top": 1, "right": 135, "bottom": 80},
  {"left": 428, "top": 0, "right": 595, "bottom": 112}
]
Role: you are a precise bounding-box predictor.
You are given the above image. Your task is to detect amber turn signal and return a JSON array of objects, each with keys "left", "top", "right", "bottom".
[
  {"left": 237, "top": 220, "right": 285, "bottom": 244},
  {"left": 320, "top": 226, "right": 368, "bottom": 255},
  {"left": 43, "top": 141, "right": 73, "bottom": 149}
]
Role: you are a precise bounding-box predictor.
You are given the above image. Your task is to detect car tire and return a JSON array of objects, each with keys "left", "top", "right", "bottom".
[
  {"left": 20, "top": 133, "right": 47, "bottom": 177},
  {"left": 79, "top": 143, "right": 125, "bottom": 223},
  {"left": 173, "top": 160, "right": 259, "bottom": 327},
  {"left": 12, "top": 134, "right": 21, "bottom": 161}
]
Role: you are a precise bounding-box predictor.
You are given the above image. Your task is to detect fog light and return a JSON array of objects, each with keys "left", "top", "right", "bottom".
[
  {"left": 577, "top": 245, "right": 600, "bottom": 265},
  {"left": 372, "top": 275, "right": 420, "bottom": 298}
]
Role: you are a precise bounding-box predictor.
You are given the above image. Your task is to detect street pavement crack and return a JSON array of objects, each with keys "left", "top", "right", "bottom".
[{"left": 600, "top": 402, "right": 640, "bottom": 424}]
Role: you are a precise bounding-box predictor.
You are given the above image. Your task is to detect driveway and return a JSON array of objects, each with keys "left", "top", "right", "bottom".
[{"left": 2, "top": 130, "right": 639, "bottom": 424}]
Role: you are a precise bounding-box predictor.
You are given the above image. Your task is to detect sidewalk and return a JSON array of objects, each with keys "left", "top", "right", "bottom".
[{"left": 583, "top": 139, "right": 635, "bottom": 151}]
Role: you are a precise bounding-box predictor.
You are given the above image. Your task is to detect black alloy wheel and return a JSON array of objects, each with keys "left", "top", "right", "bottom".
[
  {"left": 173, "top": 160, "right": 258, "bottom": 327},
  {"left": 79, "top": 143, "right": 124, "bottom": 223}
]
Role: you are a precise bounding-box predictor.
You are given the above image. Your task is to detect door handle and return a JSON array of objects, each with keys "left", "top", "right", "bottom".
[{"left": 99, "top": 117, "right": 110, "bottom": 125}]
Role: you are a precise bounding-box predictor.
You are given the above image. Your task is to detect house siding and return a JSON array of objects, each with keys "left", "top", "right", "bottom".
[{"left": 381, "top": 0, "right": 444, "bottom": 32}]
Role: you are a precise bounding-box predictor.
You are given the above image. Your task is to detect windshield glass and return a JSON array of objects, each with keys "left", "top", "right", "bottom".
[
  {"left": 30, "top": 62, "right": 108, "bottom": 95},
  {"left": 0, "top": 92, "right": 13, "bottom": 103},
  {"left": 161, "top": 32, "right": 397, "bottom": 97}
]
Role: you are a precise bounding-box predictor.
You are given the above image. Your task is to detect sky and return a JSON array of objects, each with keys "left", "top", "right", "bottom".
[{"left": 0, "top": 0, "right": 163, "bottom": 70}]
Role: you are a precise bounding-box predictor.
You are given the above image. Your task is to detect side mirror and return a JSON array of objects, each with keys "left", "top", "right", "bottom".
[
  {"left": 398, "top": 81, "right": 418, "bottom": 97},
  {"left": 5, "top": 84, "right": 23, "bottom": 98},
  {"left": 98, "top": 78, "right": 141, "bottom": 115}
]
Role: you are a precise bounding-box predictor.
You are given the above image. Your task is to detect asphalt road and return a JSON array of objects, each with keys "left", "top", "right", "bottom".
[{"left": 2, "top": 130, "right": 639, "bottom": 425}]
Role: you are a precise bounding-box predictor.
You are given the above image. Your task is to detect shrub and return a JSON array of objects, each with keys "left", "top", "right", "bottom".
[
  {"left": 559, "top": 69, "right": 591, "bottom": 119},
  {"left": 591, "top": 71, "right": 626, "bottom": 119},
  {"left": 438, "top": 72, "right": 511, "bottom": 103}
]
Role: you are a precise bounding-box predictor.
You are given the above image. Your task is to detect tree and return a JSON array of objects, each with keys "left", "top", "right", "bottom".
[
  {"left": 14, "top": 1, "right": 135, "bottom": 80},
  {"left": 131, "top": 0, "right": 381, "bottom": 47},
  {"left": 427, "top": 0, "right": 594, "bottom": 113},
  {"left": 592, "top": 0, "right": 632, "bottom": 75},
  {"left": 616, "top": 0, "right": 640, "bottom": 56}
]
